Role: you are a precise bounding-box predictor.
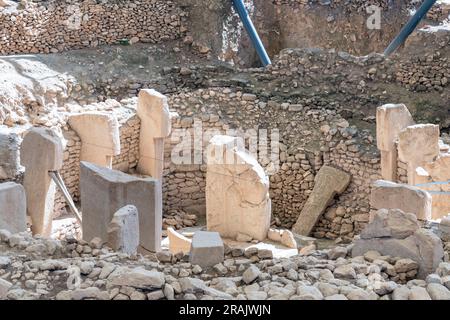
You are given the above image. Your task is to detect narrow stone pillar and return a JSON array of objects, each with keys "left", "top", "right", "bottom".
[
  {"left": 136, "top": 89, "right": 171, "bottom": 180},
  {"left": 398, "top": 124, "right": 440, "bottom": 185},
  {"left": 0, "top": 182, "right": 27, "bottom": 233},
  {"left": 206, "top": 135, "right": 271, "bottom": 241},
  {"left": 68, "top": 112, "right": 120, "bottom": 168},
  {"left": 376, "top": 104, "right": 414, "bottom": 181},
  {"left": 21, "top": 127, "right": 63, "bottom": 236}
]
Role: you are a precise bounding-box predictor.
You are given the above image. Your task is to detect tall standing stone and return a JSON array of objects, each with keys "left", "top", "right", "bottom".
[
  {"left": 206, "top": 135, "right": 271, "bottom": 241},
  {"left": 398, "top": 124, "right": 440, "bottom": 185},
  {"left": 68, "top": 112, "right": 120, "bottom": 169},
  {"left": 370, "top": 180, "right": 432, "bottom": 220},
  {"left": 292, "top": 165, "right": 351, "bottom": 236},
  {"left": 0, "top": 182, "right": 27, "bottom": 233},
  {"left": 376, "top": 104, "right": 414, "bottom": 181},
  {"left": 80, "top": 161, "right": 162, "bottom": 252},
  {"left": 136, "top": 89, "right": 171, "bottom": 180},
  {"left": 21, "top": 127, "right": 63, "bottom": 236}
]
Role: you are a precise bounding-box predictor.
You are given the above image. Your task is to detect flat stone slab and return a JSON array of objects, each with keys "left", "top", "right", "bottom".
[
  {"left": 370, "top": 180, "right": 432, "bottom": 220},
  {"left": 292, "top": 165, "right": 351, "bottom": 236},
  {"left": 189, "top": 231, "right": 224, "bottom": 268},
  {"left": 80, "top": 161, "right": 162, "bottom": 252},
  {"left": 0, "top": 182, "right": 26, "bottom": 233}
]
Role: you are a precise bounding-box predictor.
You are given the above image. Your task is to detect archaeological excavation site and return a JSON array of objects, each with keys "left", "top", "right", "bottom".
[{"left": 1, "top": 0, "right": 450, "bottom": 307}]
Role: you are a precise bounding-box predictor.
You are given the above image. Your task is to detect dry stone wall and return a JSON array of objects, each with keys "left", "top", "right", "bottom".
[{"left": 0, "top": 0, "right": 187, "bottom": 55}]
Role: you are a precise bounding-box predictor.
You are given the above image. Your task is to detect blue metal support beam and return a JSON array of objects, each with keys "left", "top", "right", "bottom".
[
  {"left": 232, "top": 0, "right": 272, "bottom": 66},
  {"left": 384, "top": 0, "right": 437, "bottom": 56}
]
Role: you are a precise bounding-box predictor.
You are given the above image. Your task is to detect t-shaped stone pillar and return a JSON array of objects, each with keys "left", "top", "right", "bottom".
[
  {"left": 376, "top": 104, "right": 414, "bottom": 181},
  {"left": 68, "top": 112, "right": 120, "bottom": 168},
  {"left": 21, "top": 127, "right": 63, "bottom": 236},
  {"left": 398, "top": 124, "right": 440, "bottom": 185},
  {"left": 136, "top": 89, "right": 171, "bottom": 180},
  {"left": 292, "top": 165, "right": 351, "bottom": 236}
]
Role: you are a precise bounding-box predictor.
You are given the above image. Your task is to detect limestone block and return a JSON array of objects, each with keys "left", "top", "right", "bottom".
[
  {"left": 80, "top": 161, "right": 162, "bottom": 252},
  {"left": 206, "top": 135, "right": 271, "bottom": 241},
  {"left": 376, "top": 104, "right": 414, "bottom": 181},
  {"left": 423, "top": 155, "right": 450, "bottom": 219},
  {"left": 370, "top": 180, "right": 432, "bottom": 220},
  {"left": 167, "top": 227, "right": 192, "bottom": 254},
  {"left": 107, "top": 205, "right": 140, "bottom": 255},
  {"left": 353, "top": 209, "right": 443, "bottom": 279},
  {"left": 361, "top": 209, "right": 420, "bottom": 239},
  {"left": 292, "top": 165, "right": 351, "bottom": 236},
  {"left": 68, "top": 112, "right": 120, "bottom": 168},
  {"left": 0, "top": 182, "right": 26, "bottom": 233},
  {"left": 398, "top": 124, "right": 440, "bottom": 185},
  {"left": 21, "top": 127, "right": 63, "bottom": 236},
  {"left": 189, "top": 231, "right": 224, "bottom": 268},
  {"left": 0, "top": 130, "right": 22, "bottom": 180},
  {"left": 136, "top": 89, "right": 171, "bottom": 180}
]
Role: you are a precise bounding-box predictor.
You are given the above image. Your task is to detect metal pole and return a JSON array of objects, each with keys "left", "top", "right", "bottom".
[
  {"left": 232, "top": 0, "right": 272, "bottom": 66},
  {"left": 384, "top": 0, "right": 437, "bottom": 56},
  {"left": 49, "top": 171, "right": 82, "bottom": 224}
]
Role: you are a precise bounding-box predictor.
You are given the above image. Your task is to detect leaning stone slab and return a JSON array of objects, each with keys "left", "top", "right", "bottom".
[
  {"left": 292, "top": 165, "right": 351, "bottom": 236},
  {"left": 80, "top": 161, "right": 162, "bottom": 252},
  {"left": 21, "top": 127, "right": 63, "bottom": 236},
  {"left": 370, "top": 180, "right": 432, "bottom": 220},
  {"left": 0, "top": 182, "right": 26, "bottom": 234},
  {"left": 398, "top": 124, "right": 440, "bottom": 185},
  {"left": 189, "top": 231, "right": 224, "bottom": 268},
  {"left": 68, "top": 112, "right": 120, "bottom": 168},
  {"left": 167, "top": 227, "right": 192, "bottom": 254},
  {"left": 206, "top": 135, "right": 271, "bottom": 241},
  {"left": 107, "top": 205, "right": 140, "bottom": 255},
  {"left": 376, "top": 104, "right": 414, "bottom": 181},
  {"left": 136, "top": 89, "right": 171, "bottom": 180}
]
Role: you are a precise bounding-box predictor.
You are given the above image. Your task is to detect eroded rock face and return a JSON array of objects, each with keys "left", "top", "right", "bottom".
[
  {"left": 353, "top": 209, "right": 444, "bottom": 279},
  {"left": 292, "top": 165, "right": 351, "bottom": 236},
  {"left": 0, "top": 130, "right": 21, "bottom": 180},
  {"left": 206, "top": 135, "right": 271, "bottom": 241},
  {"left": 20, "top": 127, "right": 63, "bottom": 237},
  {"left": 370, "top": 180, "right": 432, "bottom": 220}
]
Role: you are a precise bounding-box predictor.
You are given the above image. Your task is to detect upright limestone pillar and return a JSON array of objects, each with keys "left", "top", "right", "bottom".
[
  {"left": 136, "top": 89, "right": 171, "bottom": 180},
  {"left": 206, "top": 135, "right": 271, "bottom": 241},
  {"left": 376, "top": 104, "right": 414, "bottom": 181},
  {"left": 21, "top": 127, "right": 63, "bottom": 236},
  {"left": 68, "top": 112, "right": 121, "bottom": 168}
]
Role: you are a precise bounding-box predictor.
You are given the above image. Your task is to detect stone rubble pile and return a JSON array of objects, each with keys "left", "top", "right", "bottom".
[{"left": 1, "top": 228, "right": 450, "bottom": 300}]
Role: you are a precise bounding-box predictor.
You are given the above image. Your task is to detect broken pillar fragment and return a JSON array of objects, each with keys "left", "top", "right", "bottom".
[
  {"left": 0, "top": 182, "right": 27, "bottom": 233},
  {"left": 107, "top": 205, "right": 140, "bottom": 255},
  {"left": 189, "top": 231, "right": 224, "bottom": 268}
]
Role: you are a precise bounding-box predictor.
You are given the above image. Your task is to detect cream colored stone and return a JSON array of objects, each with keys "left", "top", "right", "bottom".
[
  {"left": 206, "top": 135, "right": 271, "bottom": 241},
  {"left": 21, "top": 127, "right": 63, "bottom": 236},
  {"left": 370, "top": 180, "right": 432, "bottom": 220},
  {"left": 136, "top": 89, "right": 171, "bottom": 180},
  {"left": 68, "top": 112, "right": 120, "bottom": 168},
  {"left": 167, "top": 227, "right": 192, "bottom": 254},
  {"left": 292, "top": 166, "right": 351, "bottom": 236},
  {"left": 376, "top": 104, "right": 414, "bottom": 181},
  {"left": 398, "top": 124, "right": 440, "bottom": 185}
]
